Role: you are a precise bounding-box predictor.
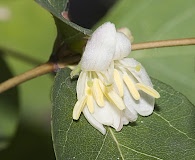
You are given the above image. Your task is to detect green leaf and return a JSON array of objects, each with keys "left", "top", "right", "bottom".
[
  {"left": 0, "top": 0, "right": 55, "bottom": 128},
  {"left": 35, "top": 0, "right": 92, "bottom": 53},
  {"left": 52, "top": 68, "right": 195, "bottom": 160},
  {"left": 0, "top": 54, "right": 19, "bottom": 150},
  {"left": 98, "top": 0, "right": 195, "bottom": 105}
]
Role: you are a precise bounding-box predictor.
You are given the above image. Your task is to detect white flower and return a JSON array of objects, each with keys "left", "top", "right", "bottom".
[{"left": 72, "top": 22, "right": 160, "bottom": 135}]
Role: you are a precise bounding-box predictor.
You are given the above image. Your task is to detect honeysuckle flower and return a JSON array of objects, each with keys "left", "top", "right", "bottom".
[{"left": 72, "top": 22, "right": 160, "bottom": 135}]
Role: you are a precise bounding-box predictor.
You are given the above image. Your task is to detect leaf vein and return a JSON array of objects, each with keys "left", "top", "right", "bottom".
[
  {"left": 109, "top": 128, "right": 125, "bottom": 160},
  {"left": 94, "top": 131, "right": 108, "bottom": 160},
  {"left": 109, "top": 128, "right": 163, "bottom": 159},
  {"left": 60, "top": 120, "right": 74, "bottom": 157},
  {"left": 119, "top": 144, "right": 163, "bottom": 160},
  {"left": 154, "top": 112, "right": 195, "bottom": 141}
]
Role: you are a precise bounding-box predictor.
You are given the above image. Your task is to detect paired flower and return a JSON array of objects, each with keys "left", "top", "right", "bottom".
[{"left": 71, "top": 22, "right": 160, "bottom": 135}]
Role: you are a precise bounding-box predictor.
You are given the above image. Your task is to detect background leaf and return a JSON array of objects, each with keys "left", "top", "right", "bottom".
[
  {"left": 0, "top": 54, "right": 19, "bottom": 150},
  {"left": 52, "top": 68, "right": 195, "bottom": 160},
  {"left": 35, "top": 0, "right": 92, "bottom": 53},
  {"left": 0, "top": 0, "right": 54, "bottom": 129},
  {"left": 98, "top": 0, "right": 195, "bottom": 105},
  {"left": 0, "top": 1, "right": 55, "bottom": 158}
]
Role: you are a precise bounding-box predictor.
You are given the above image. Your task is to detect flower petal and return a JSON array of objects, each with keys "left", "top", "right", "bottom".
[
  {"left": 137, "top": 91, "right": 155, "bottom": 116},
  {"left": 83, "top": 107, "right": 106, "bottom": 135},
  {"left": 80, "top": 22, "right": 116, "bottom": 71},
  {"left": 124, "top": 86, "right": 154, "bottom": 116},
  {"left": 123, "top": 107, "right": 138, "bottom": 122},
  {"left": 113, "top": 32, "right": 131, "bottom": 60},
  {"left": 92, "top": 101, "right": 121, "bottom": 131},
  {"left": 76, "top": 71, "right": 87, "bottom": 99},
  {"left": 123, "top": 86, "right": 138, "bottom": 119},
  {"left": 119, "top": 58, "right": 153, "bottom": 86},
  {"left": 117, "top": 27, "right": 134, "bottom": 42}
]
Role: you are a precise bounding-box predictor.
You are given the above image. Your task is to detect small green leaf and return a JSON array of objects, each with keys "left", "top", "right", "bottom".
[
  {"left": 0, "top": 55, "right": 19, "bottom": 150},
  {"left": 52, "top": 68, "right": 195, "bottom": 160},
  {"left": 35, "top": 0, "right": 92, "bottom": 53}
]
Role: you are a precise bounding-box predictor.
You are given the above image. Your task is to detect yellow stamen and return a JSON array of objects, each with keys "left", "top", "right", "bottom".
[
  {"left": 107, "top": 90, "right": 126, "bottom": 110},
  {"left": 86, "top": 87, "right": 94, "bottom": 113},
  {"left": 73, "top": 96, "right": 87, "bottom": 120},
  {"left": 92, "top": 78, "right": 104, "bottom": 107},
  {"left": 136, "top": 83, "right": 160, "bottom": 98},
  {"left": 123, "top": 74, "right": 140, "bottom": 100},
  {"left": 114, "top": 69, "right": 124, "bottom": 97},
  {"left": 98, "top": 80, "right": 125, "bottom": 110},
  {"left": 87, "top": 94, "right": 94, "bottom": 113}
]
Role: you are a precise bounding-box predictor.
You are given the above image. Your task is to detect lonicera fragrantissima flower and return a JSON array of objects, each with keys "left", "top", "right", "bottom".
[{"left": 71, "top": 22, "right": 160, "bottom": 135}]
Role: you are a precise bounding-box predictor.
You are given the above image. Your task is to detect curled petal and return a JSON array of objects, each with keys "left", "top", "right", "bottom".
[
  {"left": 113, "top": 32, "right": 131, "bottom": 60},
  {"left": 120, "top": 58, "right": 153, "bottom": 86},
  {"left": 76, "top": 71, "right": 87, "bottom": 99},
  {"left": 83, "top": 107, "right": 106, "bottom": 135},
  {"left": 92, "top": 101, "right": 122, "bottom": 131},
  {"left": 117, "top": 27, "right": 134, "bottom": 42},
  {"left": 80, "top": 22, "right": 116, "bottom": 71},
  {"left": 123, "top": 107, "right": 138, "bottom": 122},
  {"left": 124, "top": 86, "right": 154, "bottom": 116}
]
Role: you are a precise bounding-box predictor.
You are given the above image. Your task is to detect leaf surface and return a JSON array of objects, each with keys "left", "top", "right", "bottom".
[{"left": 52, "top": 68, "right": 195, "bottom": 160}]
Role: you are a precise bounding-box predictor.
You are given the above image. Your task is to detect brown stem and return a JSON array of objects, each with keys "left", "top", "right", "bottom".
[
  {"left": 131, "top": 37, "right": 195, "bottom": 50},
  {"left": 0, "top": 62, "right": 55, "bottom": 93}
]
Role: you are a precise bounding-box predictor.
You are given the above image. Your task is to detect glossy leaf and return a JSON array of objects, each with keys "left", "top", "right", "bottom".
[
  {"left": 35, "top": 0, "right": 92, "bottom": 53},
  {"left": 52, "top": 68, "right": 195, "bottom": 160},
  {"left": 99, "top": 0, "right": 195, "bottom": 105},
  {"left": 0, "top": 55, "right": 19, "bottom": 150}
]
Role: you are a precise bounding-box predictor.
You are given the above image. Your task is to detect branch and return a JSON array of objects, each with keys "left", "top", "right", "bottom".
[
  {"left": 0, "top": 62, "right": 54, "bottom": 93},
  {"left": 131, "top": 37, "right": 195, "bottom": 50},
  {"left": 0, "top": 37, "right": 195, "bottom": 93}
]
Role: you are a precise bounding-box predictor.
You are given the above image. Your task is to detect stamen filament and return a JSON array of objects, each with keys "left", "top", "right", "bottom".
[
  {"left": 87, "top": 94, "right": 94, "bottom": 113},
  {"left": 92, "top": 78, "right": 104, "bottom": 107},
  {"left": 136, "top": 83, "right": 160, "bottom": 98},
  {"left": 86, "top": 87, "right": 94, "bottom": 113},
  {"left": 98, "top": 80, "right": 125, "bottom": 110},
  {"left": 107, "top": 90, "right": 126, "bottom": 110},
  {"left": 114, "top": 69, "right": 124, "bottom": 97},
  {"left": 123, "top": 74, "right": 140, "bottom": 100},
  {"left": 73, "top": 96, "right": 87, "bottom": 120}
]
